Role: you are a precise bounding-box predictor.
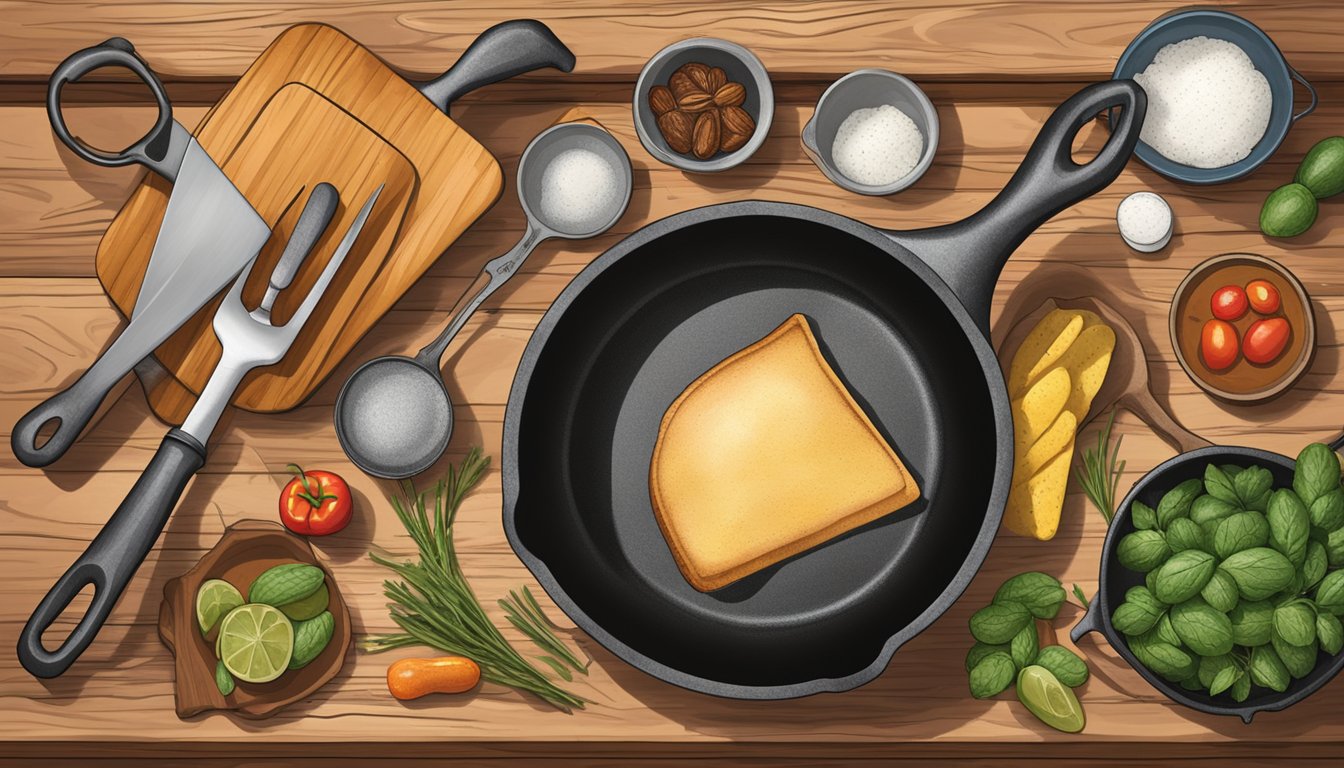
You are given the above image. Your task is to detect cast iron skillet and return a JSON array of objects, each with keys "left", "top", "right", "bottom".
[
  {"left": 503, "top": 80, "right": 1145, "bottom": 698},
  {"left": 1073, "top": 436, "right": 1344, "bottom": 722}
]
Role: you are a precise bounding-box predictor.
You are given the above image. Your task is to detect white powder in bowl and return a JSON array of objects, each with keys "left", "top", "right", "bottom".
[
  {"left": 1117, "top": 191, "right": 1173, "bottom": 251},
  {"left": 831, "top": 105, "right": 924, "bottom": 187},
  {"left": 1133, "top": 36, "right": 1271, "bottom": 169},
  {"left": 341, "top": 362, "right": 450, "bottom": 467},
  {"left": 538, "top": 147, "right": 621, "bottom": 235}
]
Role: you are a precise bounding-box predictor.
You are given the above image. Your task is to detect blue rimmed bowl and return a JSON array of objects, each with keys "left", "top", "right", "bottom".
[{"left": 1112, "top": 9, "right": 1317, "bottom": 184}]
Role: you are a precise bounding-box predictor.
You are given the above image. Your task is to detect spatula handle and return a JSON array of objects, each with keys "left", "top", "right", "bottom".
[
  {"left": 17, "top": 429, "right": 205, "bottom": 678},
  {"left": 418, "top": 20, "right": 575, "bottom": 113}
]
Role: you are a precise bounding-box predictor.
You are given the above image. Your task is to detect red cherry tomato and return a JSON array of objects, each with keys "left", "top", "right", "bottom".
[
  {"left": 1210, "top": 285, "right": 1248, "bottom": 321},
  {"left": 1200, "top": 319, "right": 1239, "bottom": 371},
  {"left": 279, "top": 464, "right": 353, "bottom": 536},
  {"left": 1245, "top": 279, "right": 1281, "bottom": 315},
  {"left": 1243, "top": 317, "right": 1291, "bottom": 365}
]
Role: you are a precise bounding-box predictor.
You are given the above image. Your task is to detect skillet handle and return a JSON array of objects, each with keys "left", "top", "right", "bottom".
[
  {"left": 418, "top": 20, "right": 576, "bottom": 114},
  {"left": 887, "top": 80, "right": 1146, "bottom": 335},
  {"left": 1069, "top": 596, "right": 1103, "bottom": 644}
]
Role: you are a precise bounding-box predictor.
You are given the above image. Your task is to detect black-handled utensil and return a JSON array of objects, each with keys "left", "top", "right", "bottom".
[
  {"left": 17, "top": 184, "right": 357, "bottom": 679},
  {"left": 14, "top": 38, "right": 271, "bottom": 468},
  {"left": 417, "top": 19, "right": 575, "bottom": 113}
]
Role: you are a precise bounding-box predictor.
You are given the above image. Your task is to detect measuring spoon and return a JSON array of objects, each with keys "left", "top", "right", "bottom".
[{"left": 335, "top": 123, "right": 632, "bottom": 479}]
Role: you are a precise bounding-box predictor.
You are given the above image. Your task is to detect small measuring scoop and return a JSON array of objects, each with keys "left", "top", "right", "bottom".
[{"left": 335, "top": 123, "right": 632, "bottom": 479}]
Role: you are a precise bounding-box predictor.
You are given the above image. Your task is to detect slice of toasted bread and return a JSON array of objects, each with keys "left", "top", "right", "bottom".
[{"left": 649, "top": 314, "right": 920, "bottom": 592}]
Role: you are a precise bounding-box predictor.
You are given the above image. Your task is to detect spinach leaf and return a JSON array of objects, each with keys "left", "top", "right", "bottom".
[
  {"left": 966, "top": 641, "right": 1011, "bottom": 672},
  {"left": 1293, "top": 443, "right": 1340, "bottom": 508},
  {"left": 1132, "top": 500, "right": 1158, "bottom": 531},
  {"left": 1272, "top": 601, "right": 1317, "bottom": 647},
  {"left": 1209, "top": 664, "right": 1241, "bottom": 697},
  {"left": 1314, "top": 570, "right": 1344, "bottom": 616},
  {"left": 1203, "top": 464, "right": 1238, "bottom": 504},
  {"left": 1267, "top": 489, "right": 1311, "bottom": 566},
  {"left": 1190, "top": 495, "right": 1239, "bottom": 526},
  {"left": 1170, "top": 597, "right": 1234, "bottom": 656},
  {"left": 1112, "top": 599, "right": 1164, "bottom": 636},
  {"left": 1166, "top": 518, "right": 1206, "bottom": 554},
  {"left": 1197, "top": 652, "right": 1235, "bottom": 688},
  {"left": 1272, "top": 634, "right": 1318, "bottom": 679},
  {"left": 1302, "top": 541, "right": 1328, "bottom": 591},
  {"left": 1229, "top": 599, "right": 1275, "bottom": 647},
  {"left": 1200, "top": 570, "right": 1240, "bottom": 613},
  {"left": 1249, "top": 645, "right": 1290, "bottom": 692},
  {"left": 969, "top": 600, "right": 1031, "bottom": 644},
  {"left": 968, "top": 651, "right": 1016, "bottom": 699},
  {"left": 1234, "top": 466, "right": 1273, "bottom": 512},
  {"left": 1153, "top": 550, "right": 1216, "bottom": 604},
  {"left": 1155, "top": 611, "right": 1182, "bottom": 646},
  {"left": 1214, "top": 511, "right": 1270, "bottom": 560},
  {"left": 1230, "top": 669, "right": 1252, "bottom": 702},
  {"left": 1158, "top": 479, "right": 1203, "bottom": 529},
  {"left": 1317, "top": 612, "right": 1343, "bottom": 655},
  {"left": 1009, "top": 620, "right": 1038, "bottom": 669},
  {"left": 1117, "top": 530, "right": 1170, "bottom": 573},
  {"left": 1141, "top": 641, "right": 1197, "bottom": 683},
  {"left": 993, "top": 571, "right": 1066, "bottom": 620},
  {"left": 1328, "top": 527, "right": 1344, "bottom": 569},
  {"left": 1034, "top": 645, "right": 1089, "bottom": 688},
  {"left": 1309, "top": 489, "right": 1344, "bottom": 533},
  {"left": 1219, "top": 547, "right": 1295, "bottom": 601}
]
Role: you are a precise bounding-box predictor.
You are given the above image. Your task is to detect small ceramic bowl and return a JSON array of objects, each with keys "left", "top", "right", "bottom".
[
  {"left": 633, "top": 38, "right": 774, "bottom": 173},
  {"left": 1112, "top": 9, "right": 1317, "bottom": 184},
  {"left": 801, "top": 69, "right": 939, "bottom": 196},
  {"left": 1169, "top": 253, "right": 1315, "bottom": 403}
]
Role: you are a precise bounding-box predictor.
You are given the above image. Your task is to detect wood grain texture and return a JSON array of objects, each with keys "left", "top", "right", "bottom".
[
  {"left": 2, "top": 1, "right": 1344, "bottom": 84},
  {"left": 94, "top": 24, "right": 502, "bottom": 413},
  {"left": 3, "top": 0, "right": 1344, "bottom": 761}
]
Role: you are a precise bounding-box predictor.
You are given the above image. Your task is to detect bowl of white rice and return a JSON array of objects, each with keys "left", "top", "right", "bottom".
[
  {"left": 1113, "top": 9, "right": 1317, "bottom": 184},
  {"left": 801, "top": 69, "right": 939, "bottom": 196}
]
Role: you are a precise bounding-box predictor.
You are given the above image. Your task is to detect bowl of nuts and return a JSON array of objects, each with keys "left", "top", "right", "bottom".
[{"left": 633, "top": 38, "right": 774, "bottom": 172}]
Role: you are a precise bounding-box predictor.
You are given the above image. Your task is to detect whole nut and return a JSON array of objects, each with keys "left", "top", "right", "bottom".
[
  {"left": 648, "top": 85, "right": 676, "bottom": 116},
  {"left": 680, "top": 62, "right": 714, "bottom": 92},
  {"left": 713, "top": 82, "right": 746, "bottom": 108},
  {"left": 720, "top": 128, "right": 750, "bottom": 153},
  {"left": 708, "top": 67, "right": 727, "bottom": 93},
  {"left": 719, "top": 105, "right": 756, "bottom": 138},
  {"left": 677, "top": 89, "right": 716, "bottom": 113},
  {"left": 657, "top": 110, "right": 694, "bottom": 154},
  {"left": 668, "top": 71, "right": 701, "bottom": 102},
  {"left": 692, "top": 109, "right": 721, "bottom": 159}
]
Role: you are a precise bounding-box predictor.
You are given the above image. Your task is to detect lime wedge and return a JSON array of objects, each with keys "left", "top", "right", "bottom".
[
  {"left": 279, "top": 583, "right": 329, "bottom": 621},
  {"left": 218, "top": 603, "right": 294, "bottom": 684},
  {"left": 1016, "top": 665, "right": 1085, "bottom": 733},
  {"left": 196, "top": 579, "right": 244, "bottom": 635}
]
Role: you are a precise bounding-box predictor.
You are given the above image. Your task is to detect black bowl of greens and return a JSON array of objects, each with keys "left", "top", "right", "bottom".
[{"left": 1072, "top": 441, "right": 1344, "bottom": 722}]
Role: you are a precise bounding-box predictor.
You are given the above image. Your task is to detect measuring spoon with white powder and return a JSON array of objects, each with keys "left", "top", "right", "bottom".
[{"left": 335, "top": 123, "right": 632, "bottom": 478}]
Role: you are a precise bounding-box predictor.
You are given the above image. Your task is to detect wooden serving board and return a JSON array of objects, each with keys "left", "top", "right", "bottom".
[{"left": 94, "top": 23, "right": 504, "bottom": 418}]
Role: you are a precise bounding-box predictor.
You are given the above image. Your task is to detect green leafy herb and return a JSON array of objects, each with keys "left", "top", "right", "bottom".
[
  {"left": 1249, "top": 645, "right": 1290, "bottom": 692},
  {"left": 1190, "top": 495, "right": 1238, "bottom": 527},
  {"left": 1317, "top": 612, "right": 1343, "bottom": 654},
  {"left": 1170, "top": 597, "right": 1233, "bottom": 656},
  {"left": 970, "top": 600, "right": 1032, "bottom": 644},
  {"left": 1214, "top": 511, "right": 1270, "bottom": 560},
  {"left": 1117, "top": 530, "right": 1170, "bottom": 573},
  {"left": 969, "top": 652, "right": 1016, "bottom": 699},
  {"left": 1010, "top": 621, "right": 1039, "bottom": 669},
  {"left": 1158, "top": 479, "right": 1203, "bottom": 529},
  {"left": 1234, "top": 466, "right": 1274, "bottom": 513},
  {"left": 1267, "top": 489, "right": 1311, "bottom": 567},
  {"left": 1309, "top": 490, "right": 1344, "bottom": 533},
  {"left": 1132, "top": 500, "right": 1158, "bottom": 531},
  {"left": 1165, "top": 517, "right": 1206, "bottom": 554},
  {"left": 966, "top": 641, "right": 1011, "bottom": 672},
  {"left": 1220, "top": 547, "right": 1295, "bottom": 601},
  {"left": 1072, "top": 583, "right": 1091, "bottom": 608},
  {"left": 1315, "top": 570, "right": 1344, "bottom": 615},
  {"left": 499, "top": 586, "right": 589, "bottom": 680},
  {"left": 993, "top": 572, "right": 1066, "bottom": 620},
  {"left": 1200, "top": 570, "right": 1240, "bottom": 613},
  {"left": 1203, "top": 464, "right": 1238, "bottom": 504},
  {"left": 1229, "top": 599, "right": 1275, "bottom": 647},
  {"left": 1294, "top": 443, "right": 1341, "bottom": 508},
  {"left": 1035, "top": 645, "right": 1089, "bottom": 688},
  {"left": 1272, "top": 634, "right": 1318, "bottom": 679},
  {"left": 1153, "top": 550, "right": 1216, "bottom": 604},
  {"left": 1075, "top": 409, "right": 1125, "bottom": 524},
  {"left": 360, "top": 449, "right": 586, "bottom": 712}
]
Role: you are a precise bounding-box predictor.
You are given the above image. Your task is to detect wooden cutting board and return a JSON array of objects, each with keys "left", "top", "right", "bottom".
[{"left": 94, "top": 23, "right": 504, "bottom": 418}]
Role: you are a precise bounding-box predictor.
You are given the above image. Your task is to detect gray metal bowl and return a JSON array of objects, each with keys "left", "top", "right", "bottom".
[
  {"left": 633, "top": 37, "right": 774, "bottom": 173},
  {"left": 801, "top": 69, "right": 939, "bottom": 196}
]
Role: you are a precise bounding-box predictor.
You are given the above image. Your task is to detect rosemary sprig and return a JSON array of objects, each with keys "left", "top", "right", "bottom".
[
  {"left": 360, "top": 448, "right": 586, "bottom": 711},
  {"left": 499, "top": 586, "right": 589, "bottom": 681},
  {"left": 1072, "top": 583, "right": 1091, "bottom": 609},
  {"left": 1075, "top": 408, "right": 1125, "bottom": 524}
]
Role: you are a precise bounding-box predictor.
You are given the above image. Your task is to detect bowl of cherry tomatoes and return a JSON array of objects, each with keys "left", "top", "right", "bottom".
[{"left": 1169, "top": 253, "right": 1315, "bottom": 403}]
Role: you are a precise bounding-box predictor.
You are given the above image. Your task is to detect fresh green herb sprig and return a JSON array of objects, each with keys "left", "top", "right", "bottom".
[
  {"left": 361, "top": 448, "right": 586, "bottom": 711},
  {"left": 1076, "top": 409, "right": 1125, "bottom": 524},
  {"left": 500, "top": 586, "right": 589, "bottom": 681}
]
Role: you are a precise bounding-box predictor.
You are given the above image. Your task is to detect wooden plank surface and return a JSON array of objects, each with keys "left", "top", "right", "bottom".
[{"left": 3, "top": 0, "right": 1344, "bottom": 761}]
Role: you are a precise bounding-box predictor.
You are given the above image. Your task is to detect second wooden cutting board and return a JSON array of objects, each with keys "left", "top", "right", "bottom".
[{"left": 94, "top": 24, "right": 505, "bottom": 419}]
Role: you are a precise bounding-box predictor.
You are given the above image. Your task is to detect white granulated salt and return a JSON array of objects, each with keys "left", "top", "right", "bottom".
[
  {"left": 1117, "top": 191, "right": 1173, "bottom": 252},
  {"left": 538, "top": 147, "right": 620, "bottom": 235},
  {"left": 1133, "top": 36, "right": 1272, "bottom": 169},
  {"left": 342, "top": 364, "right": 450, "bottom": 462},
  {"left": 831, "top": 104, "right": 924, "bottom": 187}
]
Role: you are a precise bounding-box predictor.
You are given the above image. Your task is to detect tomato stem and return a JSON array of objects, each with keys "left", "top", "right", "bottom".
[{"left": 287, "top": 463, "right": 339, "bottom": 508}]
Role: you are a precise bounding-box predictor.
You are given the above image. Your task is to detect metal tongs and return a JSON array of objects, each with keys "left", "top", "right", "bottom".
[{"left": 18, "top": 184, "right": 383, "bottom": 678}]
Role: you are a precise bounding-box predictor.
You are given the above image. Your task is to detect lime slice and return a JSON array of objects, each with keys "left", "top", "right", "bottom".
[
  {"left": 1016, "top": 665, "right": 1085, "bottom": 733},
  {"left": 279, "top": 583, "right": 329, "bottom": 621},
  {"left": 196, "top": 579, "right": 244, "bottom": 635},
  {"left": 218, "top": 603, "right": 294, "bottom": 683}
]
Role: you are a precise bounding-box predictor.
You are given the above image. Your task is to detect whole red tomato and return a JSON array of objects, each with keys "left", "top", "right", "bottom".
[
  {"left": 1210, "top": 285, "right": 1248, "bottom": 321},
  {"left": 279, "top": 464, "right": 353, "bottom": 536},
  {"left": 1245, "top": 279, "right": 1281, "bottom": 315},
  {"left": 1243, "top": 317, "right": 1291, "bottom": 365},
  {"left": 1200, "top": 319, "right": 1239, "bottom": 371}
]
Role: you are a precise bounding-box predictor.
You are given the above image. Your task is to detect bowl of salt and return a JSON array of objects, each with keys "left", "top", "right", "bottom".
[{"left": 801, "top": 69, "right": 939, "bottom": 196}]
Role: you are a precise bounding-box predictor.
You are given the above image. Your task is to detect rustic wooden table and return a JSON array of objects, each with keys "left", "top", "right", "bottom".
[{"left": 3, "top": 1, "right": 1344, "bottom": 764}]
